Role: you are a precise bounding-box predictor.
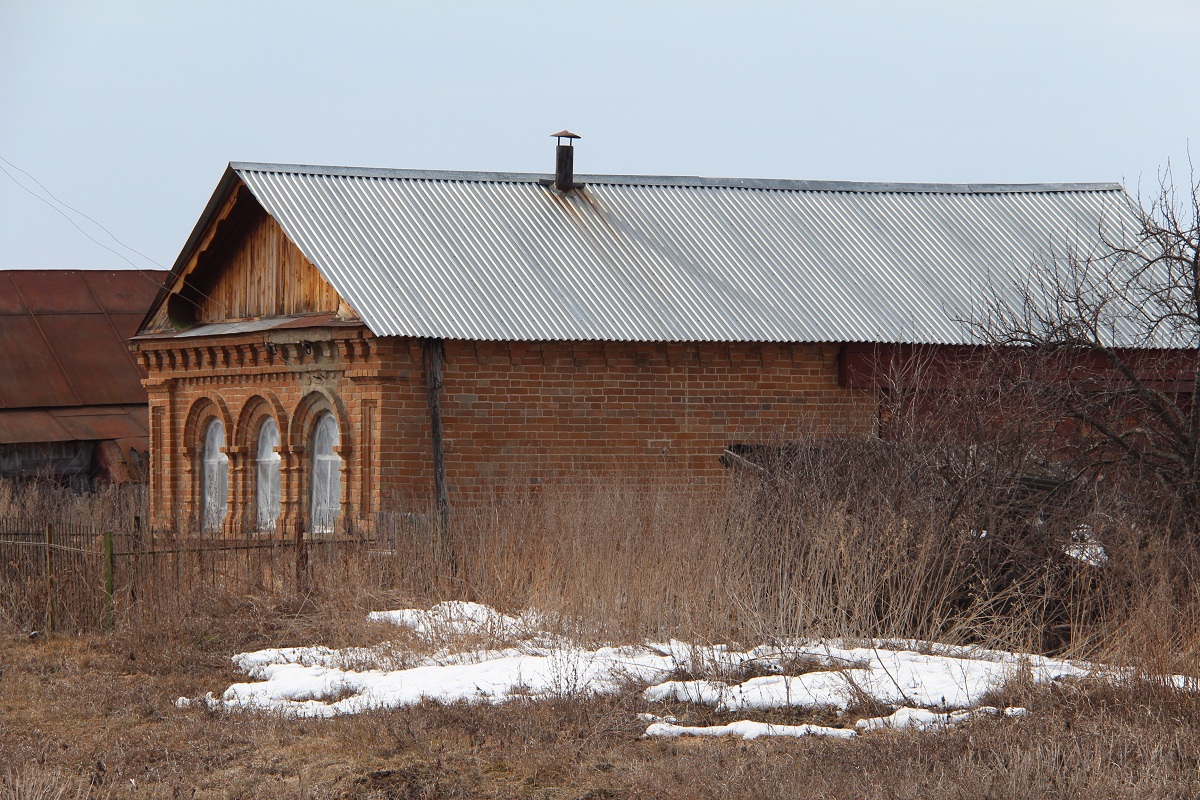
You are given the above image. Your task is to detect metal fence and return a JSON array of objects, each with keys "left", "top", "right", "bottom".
[
  {"left": 0, "top": 513, "right": 453, "bottom": 634},
  {"left": 0, "top": 519, "right": 107, "bottom": 633}
]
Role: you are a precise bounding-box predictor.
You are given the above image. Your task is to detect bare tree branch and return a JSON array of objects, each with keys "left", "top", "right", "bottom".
[{"left": 974, "top": 166, "right": 1200, "bottom": 525}]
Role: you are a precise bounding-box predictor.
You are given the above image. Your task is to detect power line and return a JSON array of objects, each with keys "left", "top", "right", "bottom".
[
  {"left": 0, "top": 154, "right": 162, "bottom": 271},
  {"left": 0, "top": 158, "right": 168, "bottom": 293},
  {"left": 0, "top": 154, "right": 227, "bottom": 318}
]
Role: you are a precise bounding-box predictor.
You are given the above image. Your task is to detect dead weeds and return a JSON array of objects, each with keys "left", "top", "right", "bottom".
[{"left": 6, "top": 626, "right": 1200, "bottom": 799}]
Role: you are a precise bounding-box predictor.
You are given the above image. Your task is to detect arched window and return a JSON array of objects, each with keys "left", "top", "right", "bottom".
[
  {"left": 256, "top": 417, "right": 281, "bottom": 531},
  {"left": 201, "top": 418, "right": 228, "bottom": 532},
  {"left": 310, "top": 412, "right": 342, "bottom": 533}
]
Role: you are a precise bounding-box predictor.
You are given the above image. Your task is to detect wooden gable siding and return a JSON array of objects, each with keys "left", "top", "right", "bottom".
[
  {"left": 194, "top": 203, "right": 341, "bottom": 324},
  {"left": 142, "top": 183, "right": 347, "bottom": 332},
  {"left": 143, "top": 297, "right": 170, "bottom": 332}
]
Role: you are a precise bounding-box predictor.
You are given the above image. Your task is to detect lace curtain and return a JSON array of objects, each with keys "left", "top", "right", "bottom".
[
  {"left": 201, "top": 418, "right": 228, "bottom": 532},
  {"left": 256, "top": 417, "right": 281, "bottom": 530},
  {"left": 310, "top": 413, "right": 342, "bottom": 533}
]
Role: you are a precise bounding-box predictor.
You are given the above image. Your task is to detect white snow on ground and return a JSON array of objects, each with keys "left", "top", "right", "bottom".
[
  {"left": 367, "top": 601, "right": 544, "bottom": 640},
  {"left": 1064, "top": 525, "right": 1109, "bottom": 567},
  {"left": 639, "top": 707, "right": 1030, "bottom": 740},
  {"left": 646, "top": 719, "right": 857, "bottom": 740},
  {"left": 221, "top": 644, "right": 684, "bottom": 717},
  {"left": 193, "top": 601, "right": 1183, "bottom": 738},
  {"left": 854, "top": 705, "right": 1027, "bottom": 732},
  {"left": 643, "top": 643, "right": 1086, "bottom": 712}
]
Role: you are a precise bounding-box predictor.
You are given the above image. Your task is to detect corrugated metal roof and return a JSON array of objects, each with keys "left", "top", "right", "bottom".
[
  {"left": 0, "top": 270, "right": 167, "bottom": 411},
  {"left": 228, "top": 162, "right": 1141, "bottom": 345}
]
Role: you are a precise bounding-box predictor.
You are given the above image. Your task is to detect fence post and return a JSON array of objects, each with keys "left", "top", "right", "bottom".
[
  {"left": 294, "top": 518, "right": 308, "bottom": 590},
  {"left": 44, "top": 524, "right": 55, "bottom": 633},
  {"left": 102, "top": 530, "right": 115, "bottom": 631}
]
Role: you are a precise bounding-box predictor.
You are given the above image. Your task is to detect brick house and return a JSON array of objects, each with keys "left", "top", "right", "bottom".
[{"left": 131, "top": 148, "right": 1138, "bottom": 532}]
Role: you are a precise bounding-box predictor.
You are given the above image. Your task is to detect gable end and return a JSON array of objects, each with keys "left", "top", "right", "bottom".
[{"left": 140, "top": 180, "right": 351, "bottom": 334}]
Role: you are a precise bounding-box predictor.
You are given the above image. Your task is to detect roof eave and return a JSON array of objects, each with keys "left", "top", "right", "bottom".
[{"left": 135, "top": 165, "right": 246, "bottom": 334}]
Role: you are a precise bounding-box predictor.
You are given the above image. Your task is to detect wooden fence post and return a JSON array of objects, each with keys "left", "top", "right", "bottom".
[
  {"left": 294, "top": 518, "right": 308, "bottom": 589},
  {"left": 102, "top": 531, "right": 115, "bottom": 631},
  {"left": 43, "top": 524, "right": 55, "bottom": 633}
]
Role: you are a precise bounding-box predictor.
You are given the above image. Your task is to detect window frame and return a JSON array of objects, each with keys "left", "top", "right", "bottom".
[
  {"left": 309, "top": 411, "right": 343, "bottom": 534},
  {"left": 200, "top": 417, "right": 229, "bottom": 532},
  {"left": 255, "top": 416, "right": 282, "bottom": 532}
]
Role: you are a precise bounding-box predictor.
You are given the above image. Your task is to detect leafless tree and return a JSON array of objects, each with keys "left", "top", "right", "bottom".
[{"left": 978, "top": 167, "right": 1200, "bottom": 527}]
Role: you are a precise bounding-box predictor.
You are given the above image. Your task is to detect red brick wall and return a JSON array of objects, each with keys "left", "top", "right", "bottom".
[
  {"left": 435, "top": 340, "right": 872, "bottom": 495},
  {"left": 135, "top": 329, "right": 873, "bottom": 529},
  {"left": 134, "top": 326, "right": 417, "bottom": 530}
]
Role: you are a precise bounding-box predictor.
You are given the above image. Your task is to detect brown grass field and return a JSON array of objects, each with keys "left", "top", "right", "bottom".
[
  {"left": 5, "top": 615, "right": 1200, "bottom": 800},
  {"left": 6, "top": 440, "right": 1200, "bottom": 799}
]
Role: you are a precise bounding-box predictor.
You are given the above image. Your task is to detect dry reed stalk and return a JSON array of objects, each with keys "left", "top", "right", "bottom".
[{"left": 4, "top": 430, "right": 1200, "bottom": 683}]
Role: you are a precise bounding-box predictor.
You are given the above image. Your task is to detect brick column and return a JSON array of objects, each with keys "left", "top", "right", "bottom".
[
  {"left": 280, "top": 447, "right": 304, "bottom": 534},
  {"left": 227, "top": 445, "right": 250, "bottom": 534}
]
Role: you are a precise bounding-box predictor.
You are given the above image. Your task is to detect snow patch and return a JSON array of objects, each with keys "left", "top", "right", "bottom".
[
  {"left": 855, "top": 705, "right": 1027, "bottom": 732},
  {"left": 645, "top": 719, "right": 856, "bottom": 740},
  {"left": 643, "top": 643, "right": 1084, "bottom": 712},
  {"left": 1064, "top": 525, "right": 1108, "bottom": 567},
  {"left": 219, "top": 643, "right": 684, "bottom": 717},
  {"left": 202, "top": 602, "right": 1185, "bottom": 734},
  {"left": 368, "top": 601, "right": 542, "bottom": 640}
]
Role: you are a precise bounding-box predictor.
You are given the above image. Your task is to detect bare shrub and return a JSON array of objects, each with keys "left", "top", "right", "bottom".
[
  {"left": 976, "top": 168, "right": 1200, "bottom": 527},
  {"left": 0, "top": 765, "right": 102, "bottom": 800},
  {"left": 0, "top": 480, "right": 147, "bottom": 531},
  {"left": 4, "top": 420, "right": 1200, "bottom": 680}
]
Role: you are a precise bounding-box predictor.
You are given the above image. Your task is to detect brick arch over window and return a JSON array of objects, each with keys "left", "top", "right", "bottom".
[
  {"left": 181, "top": 395, "right": 233, "bottom": 531},
  {"left": 235, "top": 393, "right": 289, "bottom": 532},
  {"left": 288, "top": 390, "right": 351, "bottom": 453},
  {"left": 290, "top": 390, "right": 352, "bottom": 531},
  {"left": 182, "top": 395, "right": 233, "bottom": 458},
  {"left": 234, "top": 392, "right": 288, "bottom": 450}
]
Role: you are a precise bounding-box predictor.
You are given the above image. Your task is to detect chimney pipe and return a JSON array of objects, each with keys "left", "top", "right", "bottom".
[{"left": 550, "top": 130, "right": 581, "bottom": 191}]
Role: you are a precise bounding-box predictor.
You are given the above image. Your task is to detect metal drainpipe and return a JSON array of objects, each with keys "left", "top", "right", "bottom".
[{"left": 422, "top": 338, "right": 450, "bottom": 522}]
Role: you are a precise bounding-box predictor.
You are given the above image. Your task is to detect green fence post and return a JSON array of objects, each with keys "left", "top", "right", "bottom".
[{"left": 102, "top": 530, "right": 115, "bottom": 631}]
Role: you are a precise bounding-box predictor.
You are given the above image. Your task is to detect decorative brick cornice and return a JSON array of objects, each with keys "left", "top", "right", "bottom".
[{"left": 131, "top": 325, "right": 395, "bottom": 382}]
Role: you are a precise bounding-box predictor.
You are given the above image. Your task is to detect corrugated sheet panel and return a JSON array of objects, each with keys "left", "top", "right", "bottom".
[
  {"left": 0, "top": 405, "right": 149, "bottom": 445},
  {"left": 232, "top": 164, "right": 1143, "bottom": 345},
  {"left": 0, "top": 270, "right": 167, "bottom": 410}
]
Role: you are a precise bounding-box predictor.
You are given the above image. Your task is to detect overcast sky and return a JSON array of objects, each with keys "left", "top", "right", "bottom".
[{"left": 2, "top": 1, "right": 1198, "bottom": 272}]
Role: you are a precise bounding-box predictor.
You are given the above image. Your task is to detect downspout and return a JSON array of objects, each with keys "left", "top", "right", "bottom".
[{"left": 422, "top": 338, "right": 450, "bottom": 522}]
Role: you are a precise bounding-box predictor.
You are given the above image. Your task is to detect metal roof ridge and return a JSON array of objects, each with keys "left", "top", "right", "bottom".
[{"left": 229, "top": 162, "right": 1122, "bottom": 195}]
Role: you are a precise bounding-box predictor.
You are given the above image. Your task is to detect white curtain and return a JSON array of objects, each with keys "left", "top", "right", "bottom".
[
  {"left": 310, "top": 413, "right": 342, "bottom": 533},
  {"left": 201, "top": 418, "right": 228, "bottom": 532},
  {"left": 256, "top": 417, "right": 281, "bottom": 531}
]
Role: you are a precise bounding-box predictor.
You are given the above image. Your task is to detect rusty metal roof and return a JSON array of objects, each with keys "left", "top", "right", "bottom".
[
  {"left": 132, "top": 312, "right": 360, "bottom": 341},
  {"left": 0, "top": 405, "right": 149, "bottom": 445},
  {"left": 0, "top": 270, "right": 165, "bottom": 443}
]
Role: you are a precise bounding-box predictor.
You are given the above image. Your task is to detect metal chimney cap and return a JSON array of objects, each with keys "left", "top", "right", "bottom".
[{"left": 551, "top": 130, "right": 581, "bottom": 144}]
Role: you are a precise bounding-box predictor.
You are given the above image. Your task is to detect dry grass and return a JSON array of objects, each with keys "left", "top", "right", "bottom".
[
  {"left": 431, "top": 452, "right": 1200, "bottom": 679},
  {"left": 0, "top": 480, "right": 146, "bottom": 531},
  {"left": 7, "top": 438, "right": 1200, "bottom": 672},
  {"left": 5, "top": 625, "right": 1200, "bottom": 799},
  {"left": 6, "top": 435, "right": 1200, "bottom": 796}
]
